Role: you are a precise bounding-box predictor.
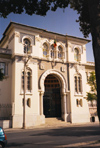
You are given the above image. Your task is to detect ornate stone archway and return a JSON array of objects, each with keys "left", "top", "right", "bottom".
[{"left": 39, "top": 69, "right": 68, "bottom": 121}]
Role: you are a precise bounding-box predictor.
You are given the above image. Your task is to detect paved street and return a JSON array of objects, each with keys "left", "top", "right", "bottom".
[{"left": 4, "top": 121, "right": 100, "bottom": 148}]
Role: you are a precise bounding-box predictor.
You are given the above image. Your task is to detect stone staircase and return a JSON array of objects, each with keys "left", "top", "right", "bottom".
[{"left": 45, "top": 117, "right": 67, "bottom": 127}]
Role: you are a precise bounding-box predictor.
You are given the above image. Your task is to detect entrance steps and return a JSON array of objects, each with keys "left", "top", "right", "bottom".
[{"left": 45, "top": 117, "right": 68, "bottom": 127}]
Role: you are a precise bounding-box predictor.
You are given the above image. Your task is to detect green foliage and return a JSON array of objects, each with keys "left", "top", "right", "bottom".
[
  {"left": 88, "top": 71, "right": 97, "bottom": 92},
  {"left": 0, "top": 69, "right": 4, "bottom": 81},
  {"left": 87, "top": 71, "right": 97, "bottom": 104},
  {"left": 0, "top": 0, "right": 69, "bottom": 17},
  {"left": 0, "top": 0, "right": 92, "bottom": 37}
]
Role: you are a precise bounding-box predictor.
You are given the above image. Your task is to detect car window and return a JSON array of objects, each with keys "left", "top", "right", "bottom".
[{"left": 0, "top": 128, "right": 4, "bottom": 136}]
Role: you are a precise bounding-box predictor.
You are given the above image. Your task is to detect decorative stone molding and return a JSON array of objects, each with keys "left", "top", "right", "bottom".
[
  {"left": 15, "top": 32, "right": 20, "bottom": 37},
  {"left": 72, "top": 44, "right": 83, "bottom": 54},
  {"left": 39, "top": 63, "right": 44, "bottom": 70},
  {"left": 68, "top": 42, "right": 72, "bottom": 48},
  {"left": 20, "top": 33, "right": 35, "bottom": 45},
  {"left": 39, "top": 69, "right": 67, "bottom": 93},
  {"left": 83, "top": 45, "right": 86, "bottom": 50},
  {"left": 69, "top": 63, "right": 74, "bottom": 68},
  {"left": 35, "top": 36, "right": 41, "bottom": 42},
  {"left": 74, "top": 64, "right": 80, "bottom": 73},
  {"left": 59, "top": 41, "right": 65, "bottom": 47},
  {"left": 51, "top": 60, "right": 56, "bottom": 69},
  {"left": 60, "top": 66, "right": 66, "bottom": 72},
  {"left": 74, "top": 64, "right": 84, "bottom": 73}
]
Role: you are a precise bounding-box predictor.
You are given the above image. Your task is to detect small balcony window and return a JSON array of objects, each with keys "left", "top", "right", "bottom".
[
  {"left": 51, "top": 44, "right": 55, "bottom": 58},
  {"left": 58, "top": 46, "right": 63, "bottom": 59},
  {"left": 74, "top": 48, "right": 81, "bottom": 62},
  {"left": 24, "top": 38, "right": 31, "bottom": 54},
  {"left": 22, "top": 70, "right": 32, "bottom": 93},
  {"left": 74, "top": 75, "right": 82, "bottom": 94},
  {"left": 43, "top": 43, "right": 48, "bottom": 58}
]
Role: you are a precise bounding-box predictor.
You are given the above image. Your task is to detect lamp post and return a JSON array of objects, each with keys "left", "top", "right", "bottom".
[{"left": 23, "top": 55, "right": 32, "bottom": 129}]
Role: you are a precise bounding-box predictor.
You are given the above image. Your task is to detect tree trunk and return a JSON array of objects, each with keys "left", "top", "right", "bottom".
[{"left": 88, "top": 0, "right": 100, "bottom": 122}]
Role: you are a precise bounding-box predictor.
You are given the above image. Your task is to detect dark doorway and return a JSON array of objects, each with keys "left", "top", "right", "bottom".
[{"left": 43, "top": 74, "right": 61, "bottom": 117}]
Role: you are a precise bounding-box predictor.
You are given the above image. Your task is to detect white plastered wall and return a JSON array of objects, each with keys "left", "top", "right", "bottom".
[{"left": 69, "top": 65, "right": 90, "bottom": 123}]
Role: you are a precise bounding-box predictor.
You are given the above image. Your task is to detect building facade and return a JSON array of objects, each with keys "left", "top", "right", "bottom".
[{"left": 0, "top": 22, "right": 96, "bottom": 128}]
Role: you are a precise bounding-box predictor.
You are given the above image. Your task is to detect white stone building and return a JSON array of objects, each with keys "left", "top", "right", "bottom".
[{"left": 0, "top": 22, "right": 96, "bottom": 128}]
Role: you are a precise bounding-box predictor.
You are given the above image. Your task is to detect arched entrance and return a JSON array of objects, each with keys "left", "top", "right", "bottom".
[
  {"left": 43, "top": 74, "right": 61, "bottom": 117},
  {"left": 39, "top": 69, "right": 68, "bottom": 121}
]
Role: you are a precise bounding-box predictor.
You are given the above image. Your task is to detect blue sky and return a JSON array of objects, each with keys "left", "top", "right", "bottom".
[{"left": 0, "top": 6, "right": 94, "bottom": 62}]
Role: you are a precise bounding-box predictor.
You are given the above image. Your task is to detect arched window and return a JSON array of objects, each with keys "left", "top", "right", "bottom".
[
  {"left": 43, "top": 43, "right": 48, "bottom": 57},
  {"left": 22, "top": 70, "right": 32, "bottom": 92},
  {"left": 74, "top": 75, "right": 82, "bottom": 94},
  {"left": 74, "top": 48, "right": 79, "bottom": 61},
  {"left": 78, "top": 77, "right": 81, "bottom": 92},
  {"left": 27, "top": 98, "right": 31, "bottom": 107},
  {"left": 27, "top": 72, "right": 31, "bottom": 91},
  {"left": 58, "top": 46, "right": 63, "bottom": 59},
  {"left": 23, "top": 38, "right": 31, "bottom": 54},
  {"left": 74, "top": 76, "right": 77, "bottom": 92},
  {"left": 22, "top": 71, "right": 24, "bottom": 90},
  {"left": 51, "top": 44, "right": 55, "bottom": 58}
]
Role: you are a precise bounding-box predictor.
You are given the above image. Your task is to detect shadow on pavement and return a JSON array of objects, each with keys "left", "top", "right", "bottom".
[
  {"left": 30, "top": 125, "right": 100, "bottom": 137},
  {"left": 6, "top": 143, "right": 30, "bottom": 147}
]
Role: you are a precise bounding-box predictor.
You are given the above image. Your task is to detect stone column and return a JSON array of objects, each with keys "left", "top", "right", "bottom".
[
  {"left": 55, "top": 47, "right": 58, "bottom": 60},
  {"left": 40, "top": 91, "right": 44, "bottom": 115},
  {"left": 62, "top": 93, "right": 67, "bottom": 121}
]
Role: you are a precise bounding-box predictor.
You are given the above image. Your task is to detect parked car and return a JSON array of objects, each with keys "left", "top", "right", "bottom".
[{"left": 0, "top": 127, "right": 7, "bottom": 148}]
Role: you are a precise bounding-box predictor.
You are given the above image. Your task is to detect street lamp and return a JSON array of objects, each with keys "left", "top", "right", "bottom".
[{"left": 23, "top": 55, "right": 32, "bottom": 129}]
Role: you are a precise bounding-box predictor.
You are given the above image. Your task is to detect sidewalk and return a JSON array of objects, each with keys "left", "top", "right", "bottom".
[{"left": 5, "top": 118, "right": 99, "bottom": 131}]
